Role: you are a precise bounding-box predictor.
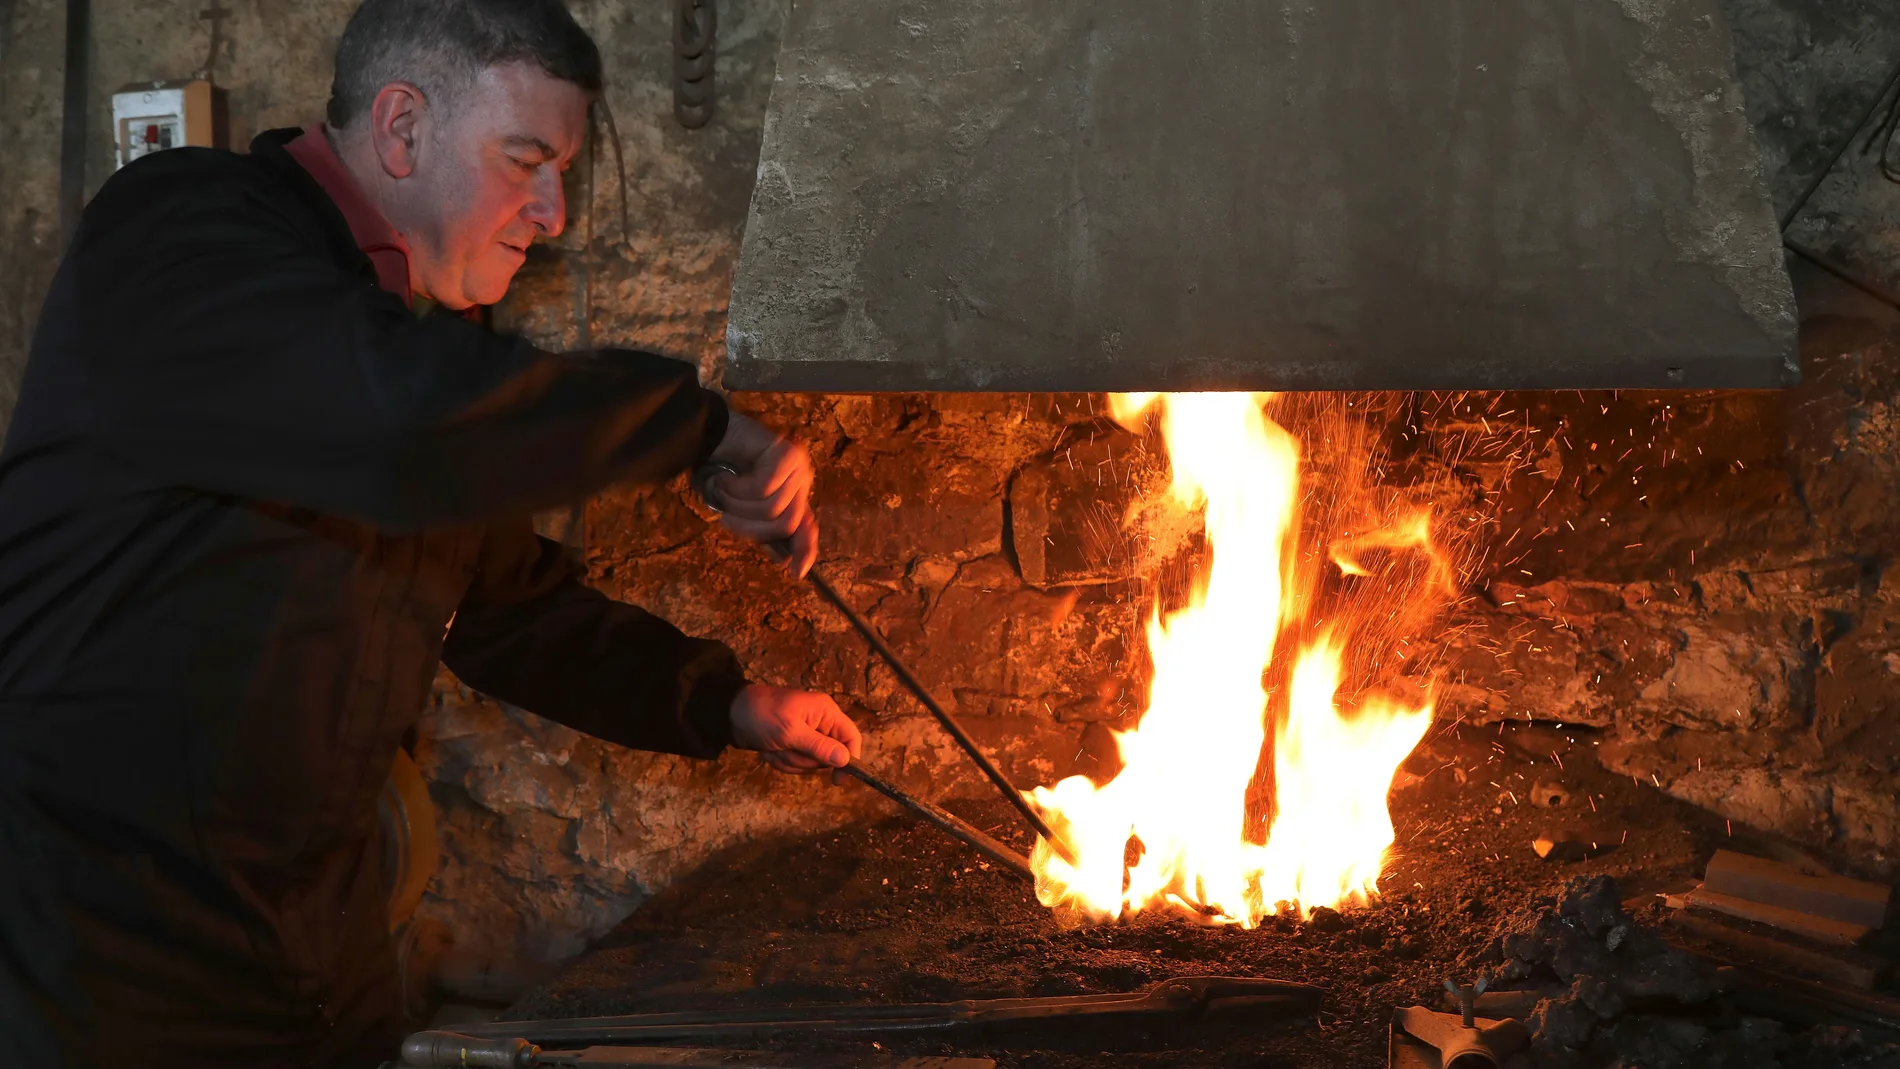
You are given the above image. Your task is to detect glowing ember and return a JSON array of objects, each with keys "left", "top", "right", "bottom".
[{"left": 1028, "top": 393, "right": 1437, "bottom": 927}]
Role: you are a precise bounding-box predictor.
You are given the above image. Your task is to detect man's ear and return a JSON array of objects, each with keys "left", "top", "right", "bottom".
[{"left": 368, "top": 81, "right": 429, "bottom": 179}]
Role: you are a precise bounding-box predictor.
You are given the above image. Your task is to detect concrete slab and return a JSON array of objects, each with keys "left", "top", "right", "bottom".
[{"left": 726, "top": 0, "right": 1799, "bottom": 391}]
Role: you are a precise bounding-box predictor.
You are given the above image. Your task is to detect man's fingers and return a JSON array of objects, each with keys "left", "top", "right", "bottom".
[
  {"left": 718, "top": 443, "right": 810, "bottom": 508},
  {"left": 760, "top": 746, "right": 826, "bottom": 769},
  {"left": 733, "top": 687, "right": 859, "bottom": 777},
  {"left": 781, "top": 722, "right": 851, "bottom": 768},
  {"left": 813, "top": 700, "right": 863, "bottom": 758},
  {"left": 706, "top": 430, "right": 818, "bottom": 568},
  {"left": 787, "top": 511, "right": 819, "bottom": 579},
  {"left": 711, "top": 469, "right": 808, "bottom": 522},
  {"left": 761, "top": 751, "right": 829, "bottom": 774},
  {"left": 711, "top": 487, "right": 801, "bottom": 524},
  {"left": 751, "top": 441, "right": 811, "bottom": 501},
  {"left": 721, "top": 510, "right": 806, "bottom": 544}
]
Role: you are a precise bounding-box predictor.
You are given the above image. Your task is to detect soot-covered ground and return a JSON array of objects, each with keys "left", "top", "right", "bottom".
[{"left": 498, "top": 722, "right": 1847, "bottom": 1067}]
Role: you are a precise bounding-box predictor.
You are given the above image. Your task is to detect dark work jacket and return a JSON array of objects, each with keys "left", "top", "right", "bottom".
[{"left": 0, "top": 130, "right": 748, "bottom": 1067}]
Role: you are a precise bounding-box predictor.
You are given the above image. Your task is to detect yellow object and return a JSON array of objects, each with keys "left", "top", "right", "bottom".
[{"left": 381, "top": 747, "right": 440, "bottom": 931}]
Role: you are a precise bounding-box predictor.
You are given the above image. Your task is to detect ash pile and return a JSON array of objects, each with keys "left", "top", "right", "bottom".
[{"left": 1469, "top": 876, "right": 1900, "bottom": 1069}]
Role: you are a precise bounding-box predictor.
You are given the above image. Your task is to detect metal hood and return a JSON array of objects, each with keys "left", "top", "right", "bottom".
[{"left": 724, "top": 0, "right": 1797, "bottom": 392}]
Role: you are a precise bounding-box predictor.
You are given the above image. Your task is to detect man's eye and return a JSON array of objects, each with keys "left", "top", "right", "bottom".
[{"left": 509, "top": 156, "right": 539, "bottom": 173}]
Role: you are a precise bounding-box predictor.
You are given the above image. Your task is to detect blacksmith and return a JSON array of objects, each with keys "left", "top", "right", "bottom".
[{"left": 0, "top": 1, "right": 861, "bottom": 1064}]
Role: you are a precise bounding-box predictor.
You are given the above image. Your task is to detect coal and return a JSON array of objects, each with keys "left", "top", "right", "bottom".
[
  {"left": 1306, "top": 906, "right": 1348, "bottom": 933},
  {"left": 1478, "top": 876, "right": 1900, "bottom": 1068}
]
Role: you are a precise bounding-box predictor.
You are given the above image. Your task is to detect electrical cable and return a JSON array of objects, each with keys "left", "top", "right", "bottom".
[
  {"left": 1775, "top": 49, "right": 1900, "bottom": 314},
  {"left": 1778, "top": 53, "right": 1900, "bottom": 233}
]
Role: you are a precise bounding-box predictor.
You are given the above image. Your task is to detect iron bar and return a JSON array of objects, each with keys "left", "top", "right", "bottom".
[
  {"left": 805, "top": 566, "right": 1068, "bottom": 856},
  {"left": 455, "top": 976, "right": 1325, "bottom": 1045},
  {"left": 692, "top": 462, "right": 1072, "bottom": 860},
  {"left": 838, "top": 762, "right": 1033, "bottom": 882}
]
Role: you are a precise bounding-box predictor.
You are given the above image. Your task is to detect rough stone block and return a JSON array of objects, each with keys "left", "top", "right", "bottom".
[{"left": 728, "top": 0, "right": 1795, "bottom": 390}]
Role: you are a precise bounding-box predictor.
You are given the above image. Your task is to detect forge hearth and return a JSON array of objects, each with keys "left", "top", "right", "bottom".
[{"left": 490, "top": 720, "right": 1857, "bottom": 1069}]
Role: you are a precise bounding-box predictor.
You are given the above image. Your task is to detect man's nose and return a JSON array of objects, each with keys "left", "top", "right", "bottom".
[{"left": 527, "top": 167, "right": 566, "bottom": 239}]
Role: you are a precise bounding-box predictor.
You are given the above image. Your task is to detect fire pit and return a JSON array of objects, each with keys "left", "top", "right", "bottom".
[
  {"left": 1026, "top": 393, "right": 1440, "bottom": 930},
  {"left": 489, "top": 720, "right": 1784, "bottom": 1068}
]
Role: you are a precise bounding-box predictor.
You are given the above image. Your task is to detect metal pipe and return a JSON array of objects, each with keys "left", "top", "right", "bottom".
[
  {"left": 1784, "top": 238, "right": 1900, "bottom": 313},
  {"left": 692, "top": 461, "right": 1068, "bottom": 856},
  {"left": 804, "top": 566, "right": 1069, "bottom": 858},
  {"left": 457, "top": 976, "right": 1325, "bottom": 1045},
  {"left": 838, "top": 762, "right": 1033, "bottom": 882},
  {"left": 400, "top": 1032, "right": 538, "bottom": 1068}
]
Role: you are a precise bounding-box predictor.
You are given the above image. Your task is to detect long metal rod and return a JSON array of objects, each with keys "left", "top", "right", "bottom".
[
  {"left": 695, "top": 464, "right": 1069, "bottom": 858},
  {"left": 806, "top": 567, "right": 1064, "bottom": 851},
  {"left": 458, "top": 977, "right": 1324, "bottom": 1044},
  {"left": 839, "top": 762, "right": 1033, "bottom": 882},
  {"left": 1785, "top": 238, "right": 1900, "bottom": 313}
]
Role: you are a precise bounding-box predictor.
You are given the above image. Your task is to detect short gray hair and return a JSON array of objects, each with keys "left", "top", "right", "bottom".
[{"left": 326, "top": 0, "right": 603, "bottom": 128}]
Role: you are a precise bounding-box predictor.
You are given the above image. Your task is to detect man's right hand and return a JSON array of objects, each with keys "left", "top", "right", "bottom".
[
  {"left": 707, "top": 412, "right": 819, "bottom": 578},
  {"left": 729, "top": 684, "right": 862, "bottom": 784}
]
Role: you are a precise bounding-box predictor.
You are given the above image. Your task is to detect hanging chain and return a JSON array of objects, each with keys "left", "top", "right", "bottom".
[
  {"left": 1862, "top": 76, "right": 1900, "bottom": 185},
  {"left": 674, "top": 0, "right": 716, "bottom": 129},
  {"left": 195, "top": 4, "right": 231, "bottom": 83}
]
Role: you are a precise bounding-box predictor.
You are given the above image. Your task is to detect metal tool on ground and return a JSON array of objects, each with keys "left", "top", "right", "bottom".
[
  {"left": 1667, "top": 910, "right": 1884, "bottom": 991},
  {"left": 1664, "top": 921, "right": 1900, "bottom": 1038},
  {"left": 1443, "top": 978, "right": 1487, "bottom": 1029},
  {"left": 839, "top": 762, "right": 1033, "bottom": 881},
  {"left": 1661, "top": 848, "right": 1894, "bottom": 951},
  {"left": 799, "top": 568, "right": 1063, "bottom": 849},
  {"left": 402, "top": 1031, "right": 539, "bottom": 1068},
  {"left": 454, "top": 975, "right": 1324, "bottom": 1045},
  {"left": 1388, "top": 981, "right": 1530, "bottom": 1069},
  {"left": 1436, "top": 986, "right": 1556, "bottom": 1022},
  {"left": 1701, "top": 848, "right": 1891, "bottom": 930},
  {"left": 1671, "top": 885, "right": 1871, "bottom": 947},
  {"left": 400, "top": 1034, "right": 993, "bottom": 1069},
  {"left": 692, "top": 462, "right": 1073, "bottom": 861}
]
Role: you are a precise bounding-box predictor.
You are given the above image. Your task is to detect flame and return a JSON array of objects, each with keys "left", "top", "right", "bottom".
[
  {"left": 1329, "top": 511, "right": 1457, "bottom": 597},
  {"left": 1029, "top": 393, "right": 1437, "bottom": 927}
]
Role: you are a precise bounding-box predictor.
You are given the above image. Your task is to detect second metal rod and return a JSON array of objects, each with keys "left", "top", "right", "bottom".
[
  {"left": 806, "top": 568, "right": 1061, "bottom": 849},
  {"left": 692, "top": 461, "right": 1065, "bottom": 857},
  {"left": 839, "top": 762, "right": 1033, "bottom": 882}
]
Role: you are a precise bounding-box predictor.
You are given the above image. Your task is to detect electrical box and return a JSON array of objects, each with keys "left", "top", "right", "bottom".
[{"left": 111, "top": 79, "right": 226, "bottom": 170}]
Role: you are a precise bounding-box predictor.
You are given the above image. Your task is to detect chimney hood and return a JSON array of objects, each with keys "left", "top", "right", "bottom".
[{"left": 724, "top": 0, "right": 1797, "bottom": 393}]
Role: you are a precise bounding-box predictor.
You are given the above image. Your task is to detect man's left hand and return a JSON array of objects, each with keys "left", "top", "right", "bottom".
[
  {"left": 729, "top": 684, "right": 863, "bottom": 784},
  {"left": 708, "top": 412, "right": 818, "bottom": 578}
]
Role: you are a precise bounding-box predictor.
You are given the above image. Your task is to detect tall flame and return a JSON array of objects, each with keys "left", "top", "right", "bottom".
[{"left": 1029, "top": 393, "right": 1437, "bottom": 927}]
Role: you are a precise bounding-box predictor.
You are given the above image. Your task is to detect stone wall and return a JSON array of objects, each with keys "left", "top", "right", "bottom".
[
  {"left": 1440, "top": 281, "right": 1900, "bottom": 878},
  {"left": 0, "top": 0, "right": 1896, "bottom": 1007}
]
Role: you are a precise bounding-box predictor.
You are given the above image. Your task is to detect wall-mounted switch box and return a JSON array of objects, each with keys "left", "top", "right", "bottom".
[{"left": 111, "top": 79, "right": 226, "bottom": 170}]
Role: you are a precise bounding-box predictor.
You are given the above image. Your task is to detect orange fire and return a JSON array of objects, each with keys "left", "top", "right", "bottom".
[{"left": 1028, "top": 393, "right": 1437, "bottom": 927}]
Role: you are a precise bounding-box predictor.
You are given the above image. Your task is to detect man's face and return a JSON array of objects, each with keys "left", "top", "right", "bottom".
[{"left": 402, "top": 63, "right": 588, "bottom": 309}]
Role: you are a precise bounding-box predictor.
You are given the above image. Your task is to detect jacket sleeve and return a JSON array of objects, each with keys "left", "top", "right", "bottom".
[
  {"left": 441, "top": 521, "right": 746, "bottom": 758},
  {"left": 70, "top": 158, "right": 727, "bottom": 530}
]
